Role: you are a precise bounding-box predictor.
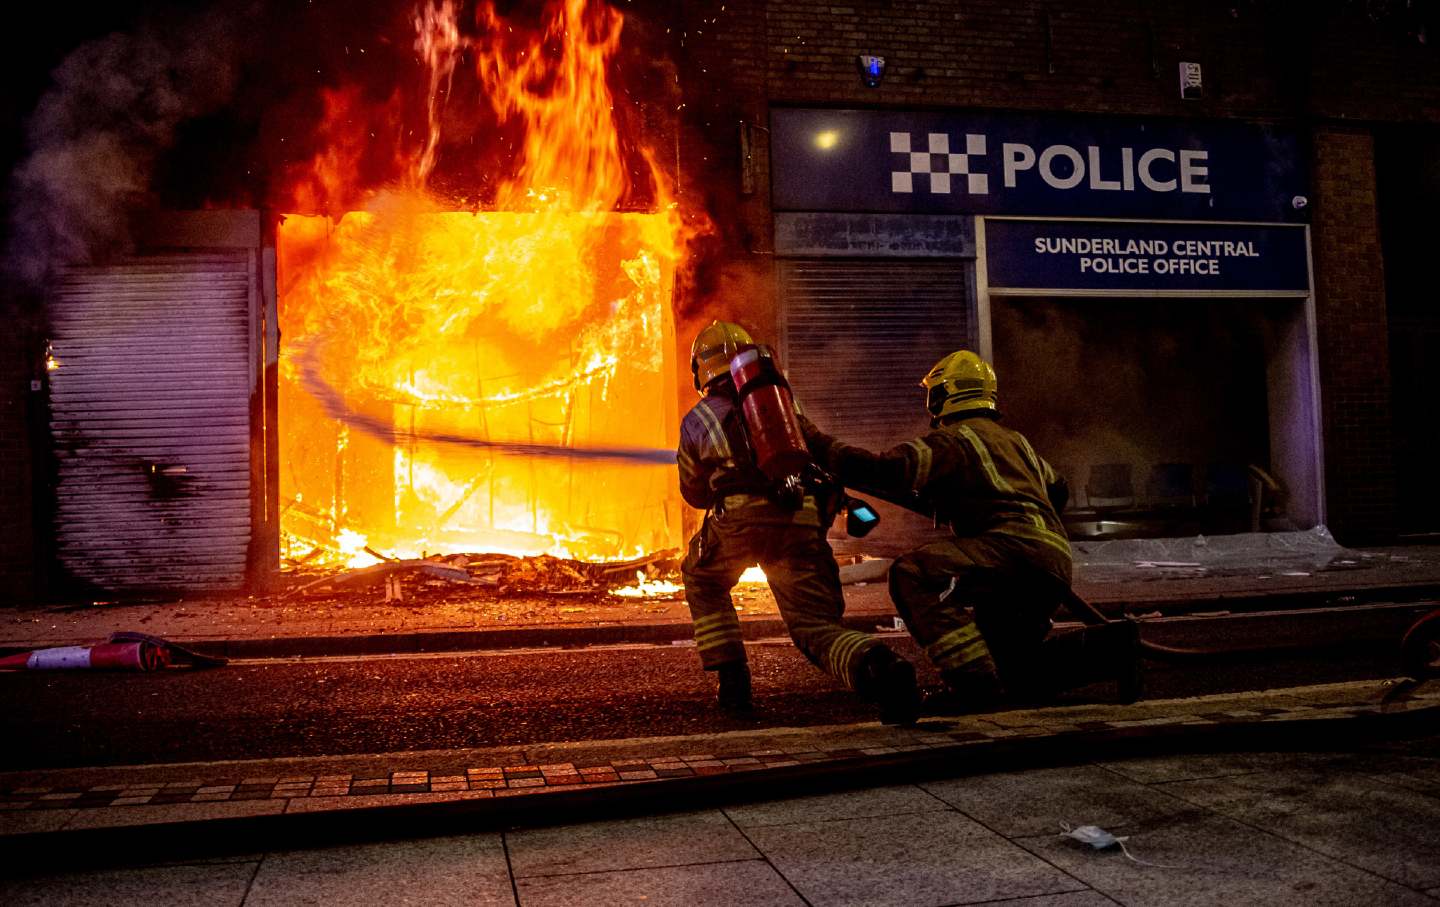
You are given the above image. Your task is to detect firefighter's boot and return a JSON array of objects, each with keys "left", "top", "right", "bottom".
[
  {"left": 1031, "top": 618, "right": 1143, "bottom": 703},
  {"left": 716, "top": 661, "right": 753, "bottom": 713},
  {"left": 855, "top": 646, "right": 921, "bottom": 726},
  {"left": 922, "top": 669, "right": 1004, "bottom": 715},
  {"left": 1107, "top": 619, "right": 1144, "bottom": 704}
]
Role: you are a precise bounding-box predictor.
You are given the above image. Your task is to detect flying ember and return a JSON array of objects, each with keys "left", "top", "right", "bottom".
[{"left": 277, "top": 0, "right": 691, "bottom": 568}]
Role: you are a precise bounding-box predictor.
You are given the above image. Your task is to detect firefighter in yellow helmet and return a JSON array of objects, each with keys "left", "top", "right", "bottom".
[
  {"left": 678, "top": 320, "right": 920, "bottom": 724},
  {"left": 799, "top": 350, "right": 1139, "bottom": 709}
]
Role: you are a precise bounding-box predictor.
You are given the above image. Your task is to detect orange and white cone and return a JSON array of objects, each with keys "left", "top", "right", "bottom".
[{"left": 0, "top": 641, "right": 168, "bottom": 671}]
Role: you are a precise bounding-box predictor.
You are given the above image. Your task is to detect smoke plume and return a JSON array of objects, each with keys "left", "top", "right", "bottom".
[{"left": 5, "top": 4, "right": 253, "bottom": 286}]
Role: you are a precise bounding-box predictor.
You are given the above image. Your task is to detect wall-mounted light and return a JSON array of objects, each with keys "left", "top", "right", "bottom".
[
  {"left": 814, "top": 130, "right": 840, "bottom": 151},
  {"left": 857, "top": 55, "right": 885, "bottom": 88}
]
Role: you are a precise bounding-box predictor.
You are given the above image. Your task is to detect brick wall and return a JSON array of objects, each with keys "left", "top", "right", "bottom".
[
  {"left": 1310, "top": 128, "right": 1397, "bottom": 543},
  {"left": 676, "top": 0, "right": 1439, "bottom": 542},
  {"left": 684, "top": 1, "right": 1440, "bottom": 116}
]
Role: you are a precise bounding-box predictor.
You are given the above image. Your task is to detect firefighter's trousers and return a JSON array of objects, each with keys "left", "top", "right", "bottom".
[
  {"left": 887, "top": 535, "right": 1064, "bottom": 690},
  {"left": 682, "top": 511, "right": 882, "bottom": 690}
]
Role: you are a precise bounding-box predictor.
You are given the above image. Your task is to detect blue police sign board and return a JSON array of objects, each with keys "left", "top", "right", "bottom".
[
  {"left": 771, "top": 108, "right": 1308, "bottom": 223},
  {"left": 985, "top": 220, "right": 1310, "bottom": 292}
]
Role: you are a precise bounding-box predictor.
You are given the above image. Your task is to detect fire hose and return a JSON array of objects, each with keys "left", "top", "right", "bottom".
[
  {"left": 718, "top": 343, "right": 1433, "bottom": 677},
  {"left": 298, "top": 332, "right": 1440, "bottom": 687},
  {"left": 836, "top": 479, "right": 1440, "bottom": 675},
  {"left": 295, "top": 338, "right": 677, "bottom": 465}
]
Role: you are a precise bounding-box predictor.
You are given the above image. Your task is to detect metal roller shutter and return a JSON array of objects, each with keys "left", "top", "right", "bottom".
[
  {"left": 48, "top": 253, "right": 255, "bottom": 592},
  {"left": 780, "top": 258, "right": 975, "bottom": 449},
  {"left": 780, "top": 258, "right": 975, "bottom": 554}
]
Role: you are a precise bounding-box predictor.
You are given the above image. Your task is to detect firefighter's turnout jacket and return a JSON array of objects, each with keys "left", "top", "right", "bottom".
[
  {"left": 802, "top": 412, "right": 1072, "bottom": 686},
  {"left": 678, "top": 388, "right": 882, "bottom": 688}
]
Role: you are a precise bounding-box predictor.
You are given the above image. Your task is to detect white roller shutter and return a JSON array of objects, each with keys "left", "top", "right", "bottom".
[
  {"left": 780, "top": 258, "right": 975, "bottom": 554},
  {"left": 48, "top": 252, "right": 255, "bottom": 592}
]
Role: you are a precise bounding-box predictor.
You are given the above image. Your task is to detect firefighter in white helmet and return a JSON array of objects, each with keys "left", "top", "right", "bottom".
[
  {"left": 799, "top": 350, "right": 1140, "bottom": 709},
  {"left": 678, "top": 320, "right": 920, "bottom": 724}
]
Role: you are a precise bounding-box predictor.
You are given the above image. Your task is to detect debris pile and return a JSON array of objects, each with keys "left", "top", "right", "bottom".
[{"left": 284, "top": 550, "right": 683, "bottom": 601}]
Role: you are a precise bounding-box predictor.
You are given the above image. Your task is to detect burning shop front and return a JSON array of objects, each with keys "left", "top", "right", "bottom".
[
  {"left": 42, "top": 0, "right": 696, "bottom": 596},
  {"left": 770, "top": 108, "right": 1320, "bottom": 542}
]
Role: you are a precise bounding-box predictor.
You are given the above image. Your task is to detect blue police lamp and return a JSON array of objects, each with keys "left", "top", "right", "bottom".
[{"left": 857, "top": 55, "right": 885, "bottom": 88}]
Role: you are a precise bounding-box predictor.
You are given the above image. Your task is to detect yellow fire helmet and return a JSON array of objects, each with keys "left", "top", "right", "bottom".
[
  {"left": 690, "top": 320, "right": 753, "bottom": 391},
  {"left": 921, "top": 349, "right": 998, "bottom": 420}
]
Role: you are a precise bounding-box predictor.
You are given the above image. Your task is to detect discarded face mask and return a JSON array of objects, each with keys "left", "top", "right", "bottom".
[
  {"left": 1059, "top": 823, "right": 1180, "bottom": 869},
  {"left": 1061, "top": 824, "right": 1122, "bottom": 849}
]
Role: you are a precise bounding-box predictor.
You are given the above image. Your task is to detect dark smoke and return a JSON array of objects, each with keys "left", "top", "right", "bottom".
[{"left": 5, "top": 3, "right": 255, "bottom": 286}]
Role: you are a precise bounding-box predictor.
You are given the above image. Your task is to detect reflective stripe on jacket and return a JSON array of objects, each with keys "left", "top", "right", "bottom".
[
  {"left": 679, "top": 393, "right": 821, "bottom": 525},
  {"left": 805, "top": 414, "right": 1071, "bottom": 581}
]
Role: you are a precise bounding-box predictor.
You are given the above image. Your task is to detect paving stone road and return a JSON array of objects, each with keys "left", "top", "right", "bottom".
[
  {"left": 0, "top": 631, "right": 1395, "bottom": 771},
  {"left": 6, "top": 731, "right": 1439, "bottom": 906}
]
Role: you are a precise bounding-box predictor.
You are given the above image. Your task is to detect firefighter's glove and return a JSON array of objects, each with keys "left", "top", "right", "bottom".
[{"left": 771, "top": 473, "right": 806, "bottom": 511}]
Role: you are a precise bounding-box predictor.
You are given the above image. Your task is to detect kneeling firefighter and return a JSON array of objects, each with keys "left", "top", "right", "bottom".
[
  {"left": 678, "top": 321, "right": 920, "bottom": 724},
  {"left": 799, "top": 350, "right": 1140, "bottom": 709}
]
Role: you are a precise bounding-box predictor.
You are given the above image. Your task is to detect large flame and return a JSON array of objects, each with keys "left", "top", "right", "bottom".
[{"left": 278, "top": 0, "right": 689, "bottom": 567}]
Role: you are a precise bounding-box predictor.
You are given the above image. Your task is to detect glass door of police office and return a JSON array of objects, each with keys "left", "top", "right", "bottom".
[
  {"left": 778, "top": 257, "right": 976, "bottom": 554},
  {"left": 975, "top": 217, "right": 1322, "bottom": 541}
]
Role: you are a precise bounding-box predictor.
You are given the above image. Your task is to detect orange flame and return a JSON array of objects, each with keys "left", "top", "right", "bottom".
[
  {"left": 278, "top": 0, "right": 693, "bottom": 566},
  {"left": 475, "top": 0, "right": 630, "bottom": 211}
]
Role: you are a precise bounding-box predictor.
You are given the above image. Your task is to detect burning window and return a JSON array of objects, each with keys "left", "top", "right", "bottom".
[{"left": 276, "top": 0, "right": 691, "bottom": 568}]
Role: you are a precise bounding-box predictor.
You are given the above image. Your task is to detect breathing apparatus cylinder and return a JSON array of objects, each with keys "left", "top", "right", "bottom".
[{"left": 727, "top": 344, "right": 812, "bottom": 482}]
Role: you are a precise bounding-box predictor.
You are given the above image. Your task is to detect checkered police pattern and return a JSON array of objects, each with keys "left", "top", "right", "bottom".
[{"left": 891, "top": 131, "right": 989, "bottom": 195}]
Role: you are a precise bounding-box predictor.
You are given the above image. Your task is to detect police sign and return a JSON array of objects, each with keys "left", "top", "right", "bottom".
[
  {"left": 985, "top": 220, "right": 1310, "bottom": 292},
  {"left": 771, "top": 108, "right": 1307, "bottom": 223}
]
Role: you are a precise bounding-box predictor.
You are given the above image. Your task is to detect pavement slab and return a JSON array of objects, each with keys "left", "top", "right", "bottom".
[
  {"left": 1017, "top": 812, "right": 1436, "bottom": 907},
  {"left": 1160, "top": 767, "right": 1440, "bottom": 889},
  {"left": 1347, "top": 752, "right": 1440, "bottom": 794},
  {"left": 0, "top": 863, "right": 258, "bottom": 907},
  {"left": 1097, "top": 750, "right": 1343, "bottom": 785},
  {"left": 920, "top": 764, "right": 1201, "bottom": 838},
  {"left": 505, "top": 809, "right": 758, "bottom": 877},
  {"left": 984, "top": 894, "right": 1122, "bottom": 906},
  {"left": 723, "top": 784, "right": 950, "bottom": 828},
  {"left": 745, "top": 809, "right": 1084, "bottom": 907},
  {"left": 244, "top": 835, "right": 513, "bottom": 907},
  {"left": 514, "top": 860, "right": 805, "bottom": 907}
]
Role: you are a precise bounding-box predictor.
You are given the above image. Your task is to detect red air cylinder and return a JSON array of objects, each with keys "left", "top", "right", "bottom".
[{"left": 728, "top": 344, "right": 813, "bottom": 481}]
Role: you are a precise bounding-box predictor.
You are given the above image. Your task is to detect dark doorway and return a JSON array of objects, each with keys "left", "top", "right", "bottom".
[
  {"left": 1378, "top": 129, "right": 1440, "bottom": 539},
  {"left": 992, "top": 296, "right": 1319, "bottom": 539}
]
